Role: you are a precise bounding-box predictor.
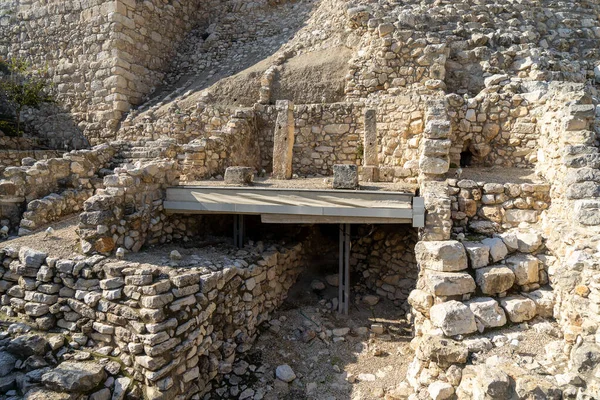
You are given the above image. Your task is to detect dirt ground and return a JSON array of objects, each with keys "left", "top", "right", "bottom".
[
  {"left": 1, "top": 215, "right": 81, "bottom": 259},
  {"left": 208, "top": 267, "right": 415, "bottom": 400}
]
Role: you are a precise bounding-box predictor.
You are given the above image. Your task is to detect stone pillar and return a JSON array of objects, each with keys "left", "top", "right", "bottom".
[
  {"left": 363, "top": 109, "right": 378, "bottom": 165},
  {"left": 418, "top": 99, "right": 451, "bottom": 182},
  {"left": 272, "top": 100, "right": 295, "bottom": 179}
]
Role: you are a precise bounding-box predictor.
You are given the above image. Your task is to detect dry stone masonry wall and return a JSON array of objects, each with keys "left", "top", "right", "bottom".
[{"left": 0, "top": 242, "right": 306, "bottom": 399}]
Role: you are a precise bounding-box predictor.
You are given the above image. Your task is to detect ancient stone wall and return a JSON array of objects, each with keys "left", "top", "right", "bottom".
[
  {"left": 0, "top": 150, "right": 64, "bottom": 172},
  {"left": 79, "top": 159, "right": 181, "bottom": 254},
  {"left": 351, "top": 226, "right": 418, "bottom": 303},
  {"left": 0, "top": 242, "right": 305, "bottom": 399},
  {"left": 0, "top": 0, "right": 233, "bottom": 145},
  {"left": 449, "top": 179, "right": 550, "bottom": 235},
  {"left": 345, "top": 8, "right": 448, "bottom": 98},
  {"left": 0, "top": 144, "right": 115, "bottom": 232}
]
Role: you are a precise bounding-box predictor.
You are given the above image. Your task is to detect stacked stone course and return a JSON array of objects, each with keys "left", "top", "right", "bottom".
[{"left": 0, "top": 241, "right": 306, "bottom": 399}]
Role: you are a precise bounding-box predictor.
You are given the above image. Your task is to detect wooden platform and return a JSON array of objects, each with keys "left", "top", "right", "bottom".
[{"left": 164, "top": 186, "right": 425, "bottom": 227}]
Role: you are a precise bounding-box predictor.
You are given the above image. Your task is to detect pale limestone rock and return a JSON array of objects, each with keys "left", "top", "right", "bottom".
[
  {"left": 466, "top": 297, "right": 507, "bottom": 328},
  {"left": 463, "top": 241, "right": 490, "bottom": 269},
  {"left": 415, "top": 240, "right": 468, "bottom": 271},
  {"left": 430, "top": 300, "right": 477, "bottom": 336},
  {"left": 424, "top": 271, "right": 476, "bottom": 296},
  {"left": 475, "top": 266, "right": 515, "bottom": 295},
  {"left": 505, "top": 254, "right": 539, "bottom": 286},
  {"left": 500, "top": 296, "right": 537, "bottom": 322},
  {"left": 481, "top": 237, "right": 508, "bottom": 262}
]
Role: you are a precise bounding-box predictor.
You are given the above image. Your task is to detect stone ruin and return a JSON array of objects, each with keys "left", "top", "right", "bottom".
[{"left": 0, "top": 0, "right": 600, "bottom": 399}]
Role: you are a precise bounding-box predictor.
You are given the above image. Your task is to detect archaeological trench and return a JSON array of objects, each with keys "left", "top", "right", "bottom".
[{"left": 0, "top": 0, "right": 600, "bottom": 399}]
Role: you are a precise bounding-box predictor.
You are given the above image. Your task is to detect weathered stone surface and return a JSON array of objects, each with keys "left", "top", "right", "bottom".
[
  {"left": 424, "top": 271, "right": 476, "bottom": 296},
  {"left": 430, "top": 300, "right": 477, "bottom": 336},
  {"left": 275, "top": 364, "right": 296, "bottom": 382},
  {"left": 515, "top": 230, "right": 543, "bottom": 253},
  {"left": 500, "top": 296, "right": 537, "bottom": 322},
  {"left": 481, "top": 237, "right": 508, "bottom": 263},
  {"left": 408, "top": 289, "right": 433, "bottom": 314},
  {"left": 466, "top": 297, "right": 507, "bottom": 328},
  {"left": 463, "top": 241, "right": 490, "bottom": 269},
  {"left": 19, "top": 247, "right": 47, "bottom": 269},
  {"left": 415, "top": 240, "right": 467, "bottom": 271},
  {"left": 416, "top": 335, "right": 468, "bottom": 366},
  {"left": 475, "top": 266, "right": 515, "bottom": 295},
  {"left": 7, "top": 334, "right": 48, "bottom": 357},
  {"left": 428, "top": 381, "right": 454, "bottom": 400},
  {"left": 224, "top": 167, "right": 253, "bottom": 185},
  {"left": 515, "top": 375, "right": 561, "bottom": 400},
  {"left": 332, "top": 164, "right": 358, "bottom": 189},
  {"left": 272, "top": 100, "right": 294, "bottom": 180},
  {"left": 505, "top": 254, "right": 539, "bottom": 286},
  {"left": 42, "top": 361, "right": 106, "bottom": 392},
  {"left": 0, "top": 352, "right": 17, "bottom": 377}
]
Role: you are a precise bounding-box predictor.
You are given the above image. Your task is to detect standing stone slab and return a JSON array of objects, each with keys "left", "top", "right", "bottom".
[
  {"left": 363, "top": 108, "right": 378, "bottom": 166},
  {"left": 272, "top": 100, "right": 295, "bottom": 180}
]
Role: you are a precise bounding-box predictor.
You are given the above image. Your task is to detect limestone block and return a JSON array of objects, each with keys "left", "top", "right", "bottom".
[
  {"left": 422, "top": 139, "right": 451, "bottom": 157},
  {"left": 428, "top": 381, "right": 454, "bottom": 400},
  {"left": 419, "top": 156, "right": 449, "bottom": 175},
  {"left": 475, "top": 266, "right": 515, "bottom": 295},
  {"left": 361, "top": 166, "right": 379, "bottom": 182},
  {"left": 224, "top": 167, "right": 253, "bottom": 185},
  {"left": 408, "top": 289, "right": 434, "bottom": 315},
  {"left": 416, "top": 335, "right": 468, "bottom": 366},
  {"left": 500, "top": 296, "right": 537, "bottom": 322},
  {"left": 423, "top": 120, "right": 451, "bottom": 139},
  {"left": 505, "top": 254, "right": 539, "bottom": 286},
  {"left": 524, "top": 289, "right": 554, "bottom": 317},
  {"left": 574, "top": 200, "right": 600, "bottom": 226},
  {"left": 430, "top": 300, "right": 477, "bottom": 336},
  {"left": 481, "top": 237, "right": 508, "bottom": 262},
  {"left": 466, "top": 297, "right": 507, "bottom": 328},
  {"left": 415, "top": 240, "right": 467, "bottom": 271},
  {"left": 504, "top": 209, "right": 539, "bottom": 224},
  {"left": 332, "top": 164, "right": 358, "bottom": 189},
  {"left": 463, "top": 242, "right": 490, "bottom": 269},
  {"left": 424, "top": 271, "right": 476, "bottom": 297}
]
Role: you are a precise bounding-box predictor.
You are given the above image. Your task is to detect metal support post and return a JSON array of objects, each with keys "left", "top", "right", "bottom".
[
  {"left": 338, "top": 223, "right": 351, "bottom": 314},
  {"left": 233, "top": 215, "right": 245, "bottom": 248}
]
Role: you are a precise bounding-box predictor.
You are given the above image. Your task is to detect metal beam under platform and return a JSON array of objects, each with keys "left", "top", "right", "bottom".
[{"left": 164, "top": 186, "right": 425, "bottom": 227}]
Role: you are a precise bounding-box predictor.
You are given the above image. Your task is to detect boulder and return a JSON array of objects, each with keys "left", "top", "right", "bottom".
[
  {"left": 224, "top": 166, "right": 254, "bottom": 185},
  {"left": 408, "top": 289, "right": 434, "bottom": 315},
  {"left": 460, "top": 365, "right": 512, "bottom": 400},
  {"left": 515, "top": 230, "right": 543, "bottom": 253},
  {"left": 428, "top": 381, "right": 454, "bottom": 400},
  {"left": 505, "top": 254, "right": 539, "bottom": 286},
  {"left": 415, "top": 240, "right": 468, "bottom": 272},
  {"left": 475, "top": 266, "right": 515, "bottom": 295},
  {"left": 515, "top": 375, "right": 561, "bottom": 400},
  {"left": 0, "top": 352, "right": 17, "bottom": 377},
  {"left": 482, "top": 237, "right": 508, "bottom": 262},
  {"left": 424, "top": 271, "right": 476, "bottom": 296},
  {"left": 570, "top": 343, "right": 600, "bottom": 374},
  {"left": 467, "top": 297, "right": 507, "bottom": 329},
  {"left": 7, "top": 334, "right": 49, "bottom": 357},
  {"left": 500, "top": 296, "right": 537, "bottom": 323},
  {"left": 42, "top": 361, "right": 106, "bottom": 392},
  {"left": 430, "top": 300, "right": 478, "bottom": 336},
  {"left": 524, "top": 289, "right": 554, "bottom": 318},
  {"left": 416, "top": 335, "right": 468, "bottom": 366},
  {"left": 18, "top": 247, "right": 47, "bottom": 269},
  {"left": 463, "top": 242, "right": 490, "bottom": 269}
]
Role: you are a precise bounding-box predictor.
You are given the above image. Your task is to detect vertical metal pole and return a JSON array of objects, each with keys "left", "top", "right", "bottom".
[
  {"left": 238, "top": 214, "right": 245, "bottom": 249},
  {"left": 344, "top": 223, "right": 350, "bottom": 315},
  {"left": 233, "top": 215, "right": 238, "bottom": 247},
  {"left": 338, "top": 223, "right": 344, "bottom": 314}
]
